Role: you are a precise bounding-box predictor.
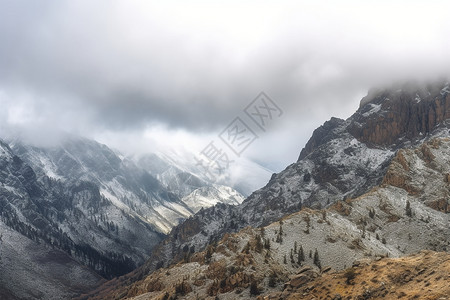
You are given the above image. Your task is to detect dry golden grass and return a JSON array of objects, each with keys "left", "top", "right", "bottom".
[{"left": 283, "top": 250, "right": 450, "bottom": 300}]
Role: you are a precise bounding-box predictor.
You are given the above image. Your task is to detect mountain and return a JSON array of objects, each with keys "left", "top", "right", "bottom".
[
  {"left": 181, "top": 185, "right": 244, "bottom": 213},
  {"left": 0, "top": 135, "right": 246, "bottom": 298},
  {"left": 137, "top": 149, "right": 273, "bottom": 197},
  {"left": 85, "top": 137, "right": 450, "bottom": 299},
  {"left": 6, "top": 135, "right": 246, "bottom": 234},
  {"left": 83, "top": 80, "right": 450, "bottom": 299},
  {"left": 10, "top": 137, "right": 195, "bottom": 234},
  {"left": 1, "top": 138, "right": 161, "bottom": 280}
]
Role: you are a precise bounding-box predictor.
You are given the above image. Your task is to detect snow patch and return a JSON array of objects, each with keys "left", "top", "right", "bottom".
[
  {"left": 362, "top": 103, "right": 382, "bottom": 117},
  {"left": 414, "top": 93, "right": 421, "bottom": 103}
]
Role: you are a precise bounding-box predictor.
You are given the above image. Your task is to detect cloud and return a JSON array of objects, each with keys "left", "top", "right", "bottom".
[{"left": 1, "top": 0, "right": 450, "bottom": 169}]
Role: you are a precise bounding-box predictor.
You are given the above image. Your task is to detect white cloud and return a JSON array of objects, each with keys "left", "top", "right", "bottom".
[{"left": 1, "top": 0, "right": 450, "bottom": 170}]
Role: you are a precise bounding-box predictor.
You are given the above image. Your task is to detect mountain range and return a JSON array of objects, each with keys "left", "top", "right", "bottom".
[
  {"left": 1, "top": 80, "right": 450, "bottom": 299},
  {"left": 0, "top": 135, "right": 257, "bottom": 298},
  {"left": 80, "top": 80, "right": 450, "bottom": 299}
]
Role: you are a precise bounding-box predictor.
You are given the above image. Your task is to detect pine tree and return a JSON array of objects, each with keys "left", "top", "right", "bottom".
[
  {"left": 264, "top": 238, "right": 271, "bottom": 250},
  {"left": 205, "top": 246, "right": 213, "bottom": 263},
  {"left": 250, "top": 280, "right": 260, "bottom": 295},
  {"left": 369, "top": 208, "right": 375, "bottom": 219},
  {"left": 297, "top": 245, "right": 305, "bottom": 264},
  {"left": 313, "top": 249, "right": 321, "bottom": 269},
  {"left": 268, "top": 272, "right": 277, "bottom": 287},
  {"left": 406, "top": 200, "right": 412, "bottom": 217},
  {"left": 255, "top": 235, "right": 263, "bottom": 253}
]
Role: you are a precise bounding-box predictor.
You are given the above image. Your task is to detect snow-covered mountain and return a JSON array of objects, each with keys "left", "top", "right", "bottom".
[
  {"left": 3, "top": 80, "right": 450, "bottom": 299},
  {"left": 90, "top": 81, "right": 450, "bottom": 296},
  {"left": 137, "top": 148, "right": 273, "bottom": 197},
  {"left": 9, "top": 136, "right": 246, "bottom": 234},
  {"left": 88, "top": 136, "right": 450, "bottom": 300},
  {"left": 0, "top": 135, "right": 247, "bottom": 298},
  {"left": 1, "top": 139, "right": 163, "bottom": 279},
  {"left": 181, "top": 184, "right": 244, "bottom": 213}
]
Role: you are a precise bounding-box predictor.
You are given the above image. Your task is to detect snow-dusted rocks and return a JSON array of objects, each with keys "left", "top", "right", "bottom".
[{"left": 112, "top": 81, "right": 450, "bottom": 292}]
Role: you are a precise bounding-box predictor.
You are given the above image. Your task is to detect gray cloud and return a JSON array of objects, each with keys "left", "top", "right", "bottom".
[{"left": 1, "top": 0, "right": 450, "bottom": 168}]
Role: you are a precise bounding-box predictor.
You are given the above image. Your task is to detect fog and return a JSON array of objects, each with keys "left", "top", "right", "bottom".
[{"left": 1, "top": 0, "right": 450, "bottom": 170}]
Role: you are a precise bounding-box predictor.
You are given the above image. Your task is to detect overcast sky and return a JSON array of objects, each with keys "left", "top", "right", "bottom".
[{"left": 1, "top": 0, "right": 450, "bottom": 172}]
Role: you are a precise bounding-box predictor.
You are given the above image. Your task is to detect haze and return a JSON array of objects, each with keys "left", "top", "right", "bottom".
[{"left": 1, "top": 0, "right": 449, "bottom": 172}]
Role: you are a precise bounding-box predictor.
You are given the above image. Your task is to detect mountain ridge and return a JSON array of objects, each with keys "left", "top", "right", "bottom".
[
  {"left": 0, "top": 134, "right": 247, "bottom": 298},
  {"left": 84, "top": 136, "right": 450, "bottom": 299},
  {"left": 81, "top": 80, "right": 450, "bottom": 299}
]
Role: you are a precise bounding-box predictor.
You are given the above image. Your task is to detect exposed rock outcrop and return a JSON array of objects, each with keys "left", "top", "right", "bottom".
[{"left": 348, "top": 81, "right": 450, "bottom": 147}]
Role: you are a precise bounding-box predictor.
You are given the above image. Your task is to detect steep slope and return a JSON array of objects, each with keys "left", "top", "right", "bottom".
[
  {"left": 0, "top": 219, "right": 103, "bottom": 300},
  {"left": 84, "top": 136, "right": 450, "bottom": 299},
  {"left": 138, "top": 150, "right": 273, "bottom": 197},
  {"left": 10, "top": 137, "right": 194, "bottom": 234},
  {"left": 268, "top": 250, "right": 450, "bottom": 300},
  {"left": 1, "top": 134, "right": 245, "bottom": 285},
  {"left": 0, "top": 139, "right": 162, "bottom": 279},
  {"left": 137, "top": 153, "right": 245, "bottom": 214},
  {"left": 181, "top": 185, "right": 244, "bottom": 213},
  {"left": 82, "top": 81, "right": 450, "bottom": 298},
  {"left": 137, "top": 153, "right": 207, "bottom": 199},
  {"left": 10, "top": 137, "right": 245, "bottom": 234}
]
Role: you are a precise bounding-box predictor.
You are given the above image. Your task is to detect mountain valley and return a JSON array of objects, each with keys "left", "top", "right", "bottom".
[{"left": 1, "top": 81, "right": 450, "bottom": 300}]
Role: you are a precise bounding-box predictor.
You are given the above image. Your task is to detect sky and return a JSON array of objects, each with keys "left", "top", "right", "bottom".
[{"left": 1, "top": 0, "right": 450, "bottom": 174}]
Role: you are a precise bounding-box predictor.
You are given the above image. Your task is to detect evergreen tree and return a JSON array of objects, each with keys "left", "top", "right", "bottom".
[
  {"left": 297, "top": 245, "right": 305, "bottom": 264},
  {"left": 406, "top": 200, "right": 412, "bottom": 217},
  {"left": 313, "top": 249, "right": 321, "bottom": 269},
  {"left": 264, "top": 238, "right": 271, "bottom": 250}
]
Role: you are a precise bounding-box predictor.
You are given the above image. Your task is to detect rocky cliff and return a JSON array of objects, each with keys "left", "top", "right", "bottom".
[
  {"left": 348, "top": 81, "right": 450, "bottom": 147},
  {"left": 82, "top": 137, "right": 450, "bottom": 299},
  {"left": 81, "top": 81, "right": 450, "bottom": 299}
]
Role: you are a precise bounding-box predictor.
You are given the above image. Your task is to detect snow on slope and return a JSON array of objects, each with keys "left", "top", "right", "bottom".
[
  {"left": 9, "top": 137, "right": 247, "bottom": 235},
  {"left": 147, "top": 147, "right": 273, "bottom": 197},
  {"left": 182, "top": 184, "right": 244, "bottom": 213},
  {"left": 104, "top": 139, "right": 450, "bottom": 300}
]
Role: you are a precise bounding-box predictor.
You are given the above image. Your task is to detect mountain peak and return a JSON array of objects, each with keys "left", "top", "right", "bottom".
[
  {"left": 299, "top": 80, "right": 450, "bottom": 162},
  {"left": 359, "top": 80, "right": 450, "bottom": 109},
  {"left": 349, "top": 80, "right": 450, "bottom": 147}
]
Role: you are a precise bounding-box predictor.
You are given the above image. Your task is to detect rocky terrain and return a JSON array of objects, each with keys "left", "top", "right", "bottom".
[
  {"left": 90, "top": 81, "right": 449, "bottom": 284},
  {"left": 2, "top": 81, "right": 450, "bottom": 300},
  {"left": 10, "top": 137, "right": 245, "bottom": 234},
  {"left": 79, "top": 81, "right": 450, "bottom": 300},
  {"left": 82, "top": 136, "right": 450, "bottom": 299},
  {"left": 0, "top": 136, "right": 245, "bottom": 298},
  {"left": 267, "top": 250, "right": 450, "bottom": 300}
]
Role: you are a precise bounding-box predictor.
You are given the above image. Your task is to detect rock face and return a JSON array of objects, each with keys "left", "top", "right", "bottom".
[
  {"left": 1, "top": 140, "right": 159, "bottom": 280},
  {"left": 0, "top": 135, "right": 245, "bottom": 298},
  {"left": 83, "top": 137, "right": 450, "bottom": 299},
  {"left": 298, "top": 117, "right": 345, "bottom": 160},
  {"left": 83, "top": 81, "right": 450, "bottom": 299},
  {"left": 157, "top": 82, "right": 450, "bottom": 262},
  {"left": 348, "top": 81, "right": 450, "bottom": 147}
]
